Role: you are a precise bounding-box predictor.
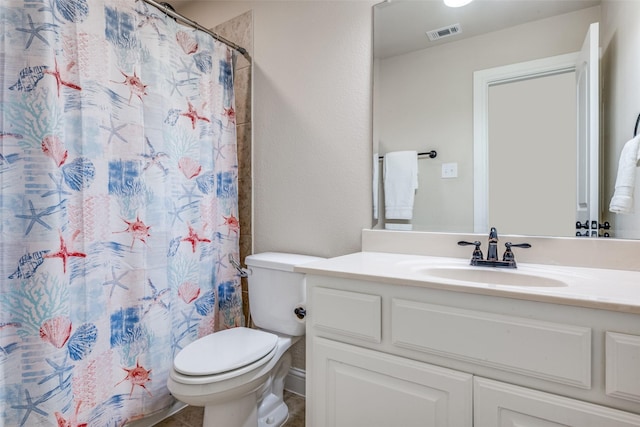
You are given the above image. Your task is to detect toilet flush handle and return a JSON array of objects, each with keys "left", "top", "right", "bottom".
[
  {"left": 294, "top": 306, "right": 306, "bottom": 320},
  {"left": 228, "top": 254, "right": 251, "bottom": 277}
]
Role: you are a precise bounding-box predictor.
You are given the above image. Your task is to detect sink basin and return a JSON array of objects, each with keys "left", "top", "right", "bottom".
[{"left": 415, "top": 266, "right": 567, "bottom": 287}]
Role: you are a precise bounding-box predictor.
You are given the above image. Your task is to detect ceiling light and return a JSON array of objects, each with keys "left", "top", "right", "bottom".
[{"left": 444, "top": 0, "right": 473, "bottom": 7}]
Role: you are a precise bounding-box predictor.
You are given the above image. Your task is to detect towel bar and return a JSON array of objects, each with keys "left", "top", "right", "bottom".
[
  {"left": 378, "top": 150, "right": 437, "bottom": 161},
  {"left": 634, "top": 113, "right": 640, "bottom": 137}
]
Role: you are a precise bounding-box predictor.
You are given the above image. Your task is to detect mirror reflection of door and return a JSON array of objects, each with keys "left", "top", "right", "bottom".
[
  {"left": 488, "top": 72, "right": 576, "bottom": 236},
  {"left": 476, "top": 22, "right": 600, "bottom": 237}
]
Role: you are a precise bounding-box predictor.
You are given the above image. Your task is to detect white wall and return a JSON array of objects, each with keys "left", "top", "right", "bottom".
[
  {"left": 601, "top": 0, "right": 640, "bottom": 239},
  {"left": 376, "top": 6, "right": 600, "bottom": 232},
  {"left": 178, "top": 1, "right": 375, "bottom": 258}
]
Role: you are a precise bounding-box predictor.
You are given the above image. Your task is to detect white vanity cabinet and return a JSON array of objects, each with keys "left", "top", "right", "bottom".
[{"left": 305, "top": 274, "right": 640, "bottom": 427}]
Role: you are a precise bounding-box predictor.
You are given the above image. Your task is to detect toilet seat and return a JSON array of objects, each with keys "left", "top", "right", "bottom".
[
  {"left": 170, "top": 345, "right": 278, "bottom": 385},
  {"left": 174, "top": 327, "right": 278, "bottom": 379}
]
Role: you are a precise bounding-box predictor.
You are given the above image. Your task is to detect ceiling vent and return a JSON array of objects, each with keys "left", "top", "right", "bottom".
[{"left": 426, "top": 23, "right": 462, "bottom": 41}]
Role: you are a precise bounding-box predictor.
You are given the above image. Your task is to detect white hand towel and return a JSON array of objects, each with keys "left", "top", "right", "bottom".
[
  {"left": 609, "top": 134, "right": 640, "bottom": 214},
  {"left": 383, "top": 150, "right": 418, "bottom": 220},
  {"left": 373, "top": 153, "right": 379, "bottom": 219}
]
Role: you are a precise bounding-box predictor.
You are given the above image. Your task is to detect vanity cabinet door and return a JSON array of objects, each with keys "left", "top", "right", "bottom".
[
  {"left": 606, "top": 331, "right": 640, "bottom": 403},
  {"left": 309, "top": 337, "right": 473, "bottom": 427},
  {"left": 474, "top": 377, "right": 640, "bottom": 427}
]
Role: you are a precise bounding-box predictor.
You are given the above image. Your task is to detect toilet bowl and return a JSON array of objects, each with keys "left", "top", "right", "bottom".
[{"left": 166, "top": 252, "right": 323, "bottom": 427}]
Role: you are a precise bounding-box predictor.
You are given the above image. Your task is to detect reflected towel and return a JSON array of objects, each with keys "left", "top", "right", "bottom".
[
  {"left": 609, "top": 134, "right": 640, "bottom": 214},
  {"left": 383, "top": 150, "right": 418, "bottom": 220}
]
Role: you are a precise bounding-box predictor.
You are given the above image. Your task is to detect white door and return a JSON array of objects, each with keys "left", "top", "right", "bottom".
[
  {"left": 473, "top": 22, "right": 600, "bottom": 236},
  {"left": 473, "top": 54, "right": 579, "bottom": 236},
  {"left": 487, "top": 72, "right": 576, "bottom": 236},
  {"left": 309, "top": 337, "right": 473, "bottom": 427},
  {"left": 474, "top": 377, "right": 640, "bottom": 427},
  {"left": 575, "top": 22, "right": 600, "bottom": 235}
]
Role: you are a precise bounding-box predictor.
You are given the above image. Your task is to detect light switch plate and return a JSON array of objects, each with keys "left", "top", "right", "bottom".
[{"left": 442, "top": 162, "right": 458, "bottom": 178}]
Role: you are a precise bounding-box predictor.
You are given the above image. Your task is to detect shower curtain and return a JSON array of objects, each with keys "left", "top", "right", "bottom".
[{"left": 0, "top": 0, "right": 244, "bottom": 425}]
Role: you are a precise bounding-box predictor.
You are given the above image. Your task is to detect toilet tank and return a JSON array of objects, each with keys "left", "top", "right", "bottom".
[{"left": 245, "top": 252, "right": 324, "bottom": 336}]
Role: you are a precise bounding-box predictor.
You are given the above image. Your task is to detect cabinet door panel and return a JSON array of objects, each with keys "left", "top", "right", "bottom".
[
  {"left": 606, "top": 331, "right": 640, "bottom": 403},
  {"left": 475, "top": 377, "right": 640, "bottom": 427},
  {"left": 310, "top": 337, "right": 472, "bottom": 427}
]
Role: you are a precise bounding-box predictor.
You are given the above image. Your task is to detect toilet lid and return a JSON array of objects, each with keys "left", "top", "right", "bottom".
[{"left": 173, "top": 327, "right": 278, "bottom": 376}]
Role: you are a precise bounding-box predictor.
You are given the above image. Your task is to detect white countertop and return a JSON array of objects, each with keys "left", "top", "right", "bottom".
[{"left": 295, "top": 252, "right": 640, "bottom": 314}]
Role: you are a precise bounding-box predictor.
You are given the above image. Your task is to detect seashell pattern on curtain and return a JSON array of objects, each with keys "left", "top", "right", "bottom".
[{"left": 0, "top": 0, "right": 244, "bottom": 425}]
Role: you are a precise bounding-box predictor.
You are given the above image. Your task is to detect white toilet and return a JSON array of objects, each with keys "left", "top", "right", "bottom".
[{"left": 167, "top": 252, "right": 323, "bottom": 427}]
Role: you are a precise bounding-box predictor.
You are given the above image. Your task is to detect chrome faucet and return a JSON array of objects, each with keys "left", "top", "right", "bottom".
[{"left": 458, "top": 227, "right": 531, "bottom": 268}]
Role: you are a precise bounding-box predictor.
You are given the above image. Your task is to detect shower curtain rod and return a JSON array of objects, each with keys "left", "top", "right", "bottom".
[{"left": 142, "top": 0, "right": 251, "bottom": 61}]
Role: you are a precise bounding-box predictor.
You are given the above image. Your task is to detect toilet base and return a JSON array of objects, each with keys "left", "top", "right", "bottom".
[
  {"left": 196, "top": 346, "right": 293, "bottom": 427},
  {"left": 203, "top": 393, "right": 257, "bottom": 427},
  {"left": 258, "top": 393, "right": 289, "bottom": 427},
  {"left": 257, "top": 350, "right": 291, "bottom": 427},
  {"left": 200, "top": 391, "right": 290, "bottom": 427}
]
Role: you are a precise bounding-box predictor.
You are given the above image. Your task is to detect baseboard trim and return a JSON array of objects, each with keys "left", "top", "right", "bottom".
[{"left": 284, "top": 367, "right": 306, "bottom": 397}]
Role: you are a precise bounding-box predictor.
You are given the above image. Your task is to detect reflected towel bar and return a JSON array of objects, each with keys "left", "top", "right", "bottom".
[{"left": 378, "top": 150, "right": 437, "bottom": 161}]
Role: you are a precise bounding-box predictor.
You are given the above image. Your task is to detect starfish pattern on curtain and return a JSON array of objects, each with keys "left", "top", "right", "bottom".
[{"left": 0, "top": 0, "right": 244, "bottom": 425}]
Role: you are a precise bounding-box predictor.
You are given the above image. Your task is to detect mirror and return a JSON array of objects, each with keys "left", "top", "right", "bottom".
[{"left": 372, "top": 0, "right": 638, "bottom": 239}]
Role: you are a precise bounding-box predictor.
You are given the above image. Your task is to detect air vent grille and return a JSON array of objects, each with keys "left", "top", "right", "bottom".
[{"left": 426, "top": 23, "right": 462, "bottom": 41}]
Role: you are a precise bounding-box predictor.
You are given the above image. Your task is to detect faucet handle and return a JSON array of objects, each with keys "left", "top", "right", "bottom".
[
  {"left": 505, "top": 242, "right": 532, "bottom": 249},
  {"left": 458, "top": 240, "right": 483, "bottom": 260},
  {"left": 502, "top": 242, "right": 531, "bottom": 262}
]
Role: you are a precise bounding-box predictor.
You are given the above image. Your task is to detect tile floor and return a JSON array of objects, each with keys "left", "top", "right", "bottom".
[{"left": 155, "top": 391, "right": 305, "bottom": 427}]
